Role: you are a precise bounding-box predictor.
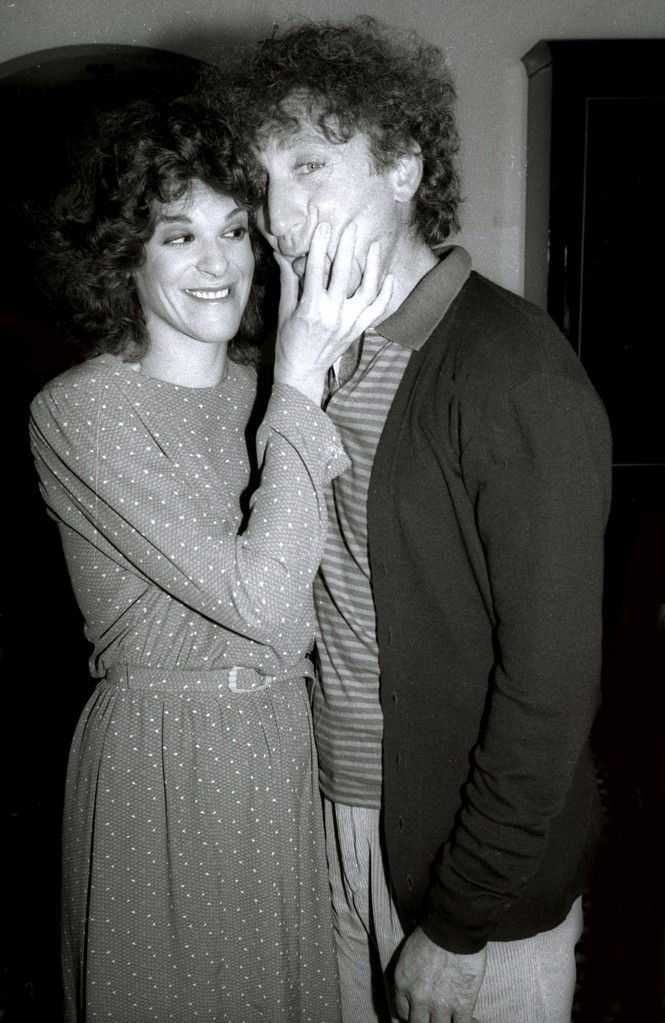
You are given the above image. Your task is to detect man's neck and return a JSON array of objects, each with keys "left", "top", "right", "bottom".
[{"left": 381, "top": 236, "right": 438, "bottom": 321}]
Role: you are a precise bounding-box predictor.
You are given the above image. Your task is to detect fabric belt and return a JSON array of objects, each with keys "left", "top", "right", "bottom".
[{"left": 103, "top": 658, "right": 314, "bottom": 696}]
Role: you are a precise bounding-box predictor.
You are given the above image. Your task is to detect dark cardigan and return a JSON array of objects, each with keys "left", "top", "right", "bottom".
[{"left": 368, "top": 271, "right": 612, "bottom": 954}]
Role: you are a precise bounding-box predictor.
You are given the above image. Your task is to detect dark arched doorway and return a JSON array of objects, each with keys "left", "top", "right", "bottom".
[{"left": 1, "top": 45, "right": 204, "bottom": 371}]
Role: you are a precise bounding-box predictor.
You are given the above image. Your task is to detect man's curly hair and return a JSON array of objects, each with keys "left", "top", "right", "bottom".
[
  {"left": 206, "top": 17, "right": 462, "bottom": 246},
  {"left": 39, "top": 96, "right": 267, "bottom": 364}
]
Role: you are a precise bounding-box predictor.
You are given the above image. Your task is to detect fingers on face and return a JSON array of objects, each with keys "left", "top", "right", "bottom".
[
  {"left": 300, "top": 221, "right": 331, "bottom": 297},
  {"left": 356, "top": 239, "right": 382, "bottom": 297},
  {"left": 273, "top": 251, "right": 300, "bottom": 313},
  {"left": 326, "top": 222, "right": 358, "bottom": 299},
  {"left": 299, "top": 218, "right": 389, "bottom": 321}
]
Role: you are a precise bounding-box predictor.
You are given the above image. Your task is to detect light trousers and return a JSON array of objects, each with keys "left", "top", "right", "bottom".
[{"left": 324, "top": 799, "right": 584, "bottom": 1023}]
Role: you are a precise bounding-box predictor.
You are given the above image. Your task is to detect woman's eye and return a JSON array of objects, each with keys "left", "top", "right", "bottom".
[
  {"left": 224, "top": 226, "right": 248, "bottom": 240},
  {"left": 164, "top": 234, "right": 191, "bottom": 246}
]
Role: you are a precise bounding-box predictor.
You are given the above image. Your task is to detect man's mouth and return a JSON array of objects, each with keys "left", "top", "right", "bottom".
[
  {"left": 290, "top": 254, "right": 335, "bottom": 283},
  {"left": 185, "top": 287, "right": 230, "bottom": 300},
  {"left": 291, "top": 255, "right": 308, "bottom": 279}
]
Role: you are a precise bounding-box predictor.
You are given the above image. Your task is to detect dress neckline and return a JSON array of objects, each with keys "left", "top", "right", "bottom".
[{"left": 97, "top": 352, "right": 237, "bottom": 394}]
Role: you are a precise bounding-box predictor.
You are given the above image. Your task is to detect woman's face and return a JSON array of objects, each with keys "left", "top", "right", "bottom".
[{"left": 133, "top": 180, "right": 255, "bottom": 353}]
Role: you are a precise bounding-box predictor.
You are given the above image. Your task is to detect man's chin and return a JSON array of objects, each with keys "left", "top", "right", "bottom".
[{"left": 289, "top": 254, "right": 362, "bottom": 297}]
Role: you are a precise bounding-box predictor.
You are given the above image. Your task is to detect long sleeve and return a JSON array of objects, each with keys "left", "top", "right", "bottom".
[
  {"left": 29, "top": 364, "right": 349, "bottom": 655},
  {"left": 421, "top": 371, "right": 612, "bottom": 951}
]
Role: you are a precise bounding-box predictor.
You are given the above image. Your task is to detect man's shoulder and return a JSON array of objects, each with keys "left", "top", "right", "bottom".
[
  {"left": 448, "top": 271, "right": 563, "bottom": 350},
  {"left": 427, "top": 271, "right": 588, "bottom": 390}
]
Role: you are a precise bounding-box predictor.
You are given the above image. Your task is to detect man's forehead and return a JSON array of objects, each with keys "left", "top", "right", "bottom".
[
  {"left": 277, "top": 123, "right": 339, "bottom": 150},
  {"left": 278, "top": 90, "right": 324, "bottom": 125},
  {"left": 254, "top": 92, "right": 362, "bottom": 152},
  {"left": 255, "top": 118, "right": 365, "bottom": 158}
]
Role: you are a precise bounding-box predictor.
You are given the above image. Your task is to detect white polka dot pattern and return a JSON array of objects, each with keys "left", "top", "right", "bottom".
[{"left": 28, "top": 354, "right": 347, "bottom": 1021}]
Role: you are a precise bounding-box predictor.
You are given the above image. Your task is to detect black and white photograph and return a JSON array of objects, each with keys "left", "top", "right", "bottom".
[{"left": 1, "top": 1, "right": 663, "bottom": 1021}]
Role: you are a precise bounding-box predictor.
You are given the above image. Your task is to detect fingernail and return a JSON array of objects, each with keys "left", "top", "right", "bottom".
[{"left": 317, "top": 222, "right": 331, "bottom": 236}]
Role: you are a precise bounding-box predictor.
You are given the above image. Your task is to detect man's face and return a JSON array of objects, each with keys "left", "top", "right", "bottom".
[{"left": 254, "top": 117, "right": 412, "bottom": 295}]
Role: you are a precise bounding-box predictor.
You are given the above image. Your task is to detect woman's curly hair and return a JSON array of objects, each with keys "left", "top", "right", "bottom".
[
  {"left": 205, "top": 17, "right": 462, "bottom": 246},
  {"left": 39, "top": 95, "right": 267, "bottom": 364}
]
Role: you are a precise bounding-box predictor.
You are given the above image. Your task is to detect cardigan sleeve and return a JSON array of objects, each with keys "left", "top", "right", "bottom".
[{"left": 420, "top": 370, "right": 612, "bottom": 952}]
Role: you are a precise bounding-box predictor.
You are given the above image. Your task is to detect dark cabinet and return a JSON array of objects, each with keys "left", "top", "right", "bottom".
[
  {"left": 522, "top": 39, "right": 665, "bottom": 1022},
  {"left": 522, "top": 39, "right": 665, "bottom": 467},
  {"left": 522, "top": 38, "right": 665, "bottom": 631}
]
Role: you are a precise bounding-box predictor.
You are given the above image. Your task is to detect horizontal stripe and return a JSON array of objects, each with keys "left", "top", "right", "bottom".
[{"left": 314, "top": 333, "right": 412, "bottom": 805}]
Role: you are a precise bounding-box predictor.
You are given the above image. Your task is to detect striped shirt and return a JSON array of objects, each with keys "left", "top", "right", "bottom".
[{"left": 313, "top": 246, "right": 472, "bottom": 807}]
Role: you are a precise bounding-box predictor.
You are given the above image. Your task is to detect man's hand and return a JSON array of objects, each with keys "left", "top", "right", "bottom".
[{"left": 393, "top": 926, "right": 486, "bottom": 1023}]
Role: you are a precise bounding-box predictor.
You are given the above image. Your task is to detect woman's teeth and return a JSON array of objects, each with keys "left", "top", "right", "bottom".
[{"left": 186, "top": 288, "right": 230, "bottom": 300}]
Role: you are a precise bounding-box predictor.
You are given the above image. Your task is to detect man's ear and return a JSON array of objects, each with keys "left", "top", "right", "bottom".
[{"left": 392, "top": 146, "right": 423, "bottom": 203}]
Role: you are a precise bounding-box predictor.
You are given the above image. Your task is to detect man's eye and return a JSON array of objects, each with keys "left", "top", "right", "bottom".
[
  {"left": 164, "top": 234, "right": 191, "bottom": 246},
  {"left": 297, "top": 161, "right": 324, "bottom": 175}
]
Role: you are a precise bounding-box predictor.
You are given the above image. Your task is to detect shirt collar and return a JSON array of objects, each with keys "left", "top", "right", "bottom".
[{"left": 371, "top": 245, "right": 472, "bottom": 351}]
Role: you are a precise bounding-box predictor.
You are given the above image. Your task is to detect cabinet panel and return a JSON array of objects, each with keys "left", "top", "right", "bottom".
[
  {"left": 523, "top": 40, "right": 665, "bottom": 1022},
  {"left": 522, "top": 40, "right": 665, "bottom": 468}
]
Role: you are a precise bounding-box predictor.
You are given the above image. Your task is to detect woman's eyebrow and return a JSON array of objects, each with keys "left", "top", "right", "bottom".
[
  {"left": 154, "top": 212, "right": 193, "bottom": 225},
  {"left": 154, "top": 206, "right": 245, "bottom": 226}
]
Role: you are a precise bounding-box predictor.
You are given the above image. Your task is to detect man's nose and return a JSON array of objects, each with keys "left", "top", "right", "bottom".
[{"left": 264, "top": 179, "right": 305, "bottom": 239}]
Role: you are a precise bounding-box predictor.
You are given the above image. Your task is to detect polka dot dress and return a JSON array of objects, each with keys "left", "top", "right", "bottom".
[{"left": 29, "top": 354, "right": 347, "bottom": 1022}]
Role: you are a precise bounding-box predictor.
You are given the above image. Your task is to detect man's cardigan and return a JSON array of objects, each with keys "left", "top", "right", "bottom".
[{"left": 368, "top": 271, "right": 612, "bottom": 954}]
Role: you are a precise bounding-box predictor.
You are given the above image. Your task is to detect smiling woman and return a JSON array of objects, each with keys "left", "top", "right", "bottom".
[
  {"left": 26, "top": 93, "right": 391, "bottom": 1023},
  {"left": 133, "top": 183, "right": 255, "bottom": 386},
  {"left": 35, "top": 96, "right": 268, "bottom": 370}
]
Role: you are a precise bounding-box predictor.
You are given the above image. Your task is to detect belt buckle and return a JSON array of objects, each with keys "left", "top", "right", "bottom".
[{"left": 227, "top": 666, "right": 274, "bottom": 694}]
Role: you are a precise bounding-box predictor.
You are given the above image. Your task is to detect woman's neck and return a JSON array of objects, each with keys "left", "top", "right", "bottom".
[{"left": 138, "top": 338, "right": 229, "bottom": 388}]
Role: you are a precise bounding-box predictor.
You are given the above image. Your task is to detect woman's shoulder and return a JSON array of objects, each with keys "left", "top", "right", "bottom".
[
  {"left": 33, "top": 353, "right": 259, "bottom": 419},
  {"left": 29, "top": 355, "right": 138, "bottom": 437},
  {"left": 28, "top": 356, "right": 127, "bottom": 464},
  {"left": 34, "top": 353, "right": 121, "bottom": 401}
]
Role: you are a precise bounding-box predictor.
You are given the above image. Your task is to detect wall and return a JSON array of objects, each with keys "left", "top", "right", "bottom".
[{"left": 2, "top": 0, "right": 663, "bottom": 294}]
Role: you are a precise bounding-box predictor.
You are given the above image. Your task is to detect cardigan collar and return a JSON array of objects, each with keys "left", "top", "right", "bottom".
[{"left": 373, "top": 245, "right": 472, "bottom": 351}]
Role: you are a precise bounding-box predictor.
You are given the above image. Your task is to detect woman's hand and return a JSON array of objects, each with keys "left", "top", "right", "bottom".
[{"left": 273, "top": 220, "right": 393, "bottom": 405}]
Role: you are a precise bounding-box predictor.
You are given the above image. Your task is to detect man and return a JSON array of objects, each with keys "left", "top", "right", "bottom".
[{"left": 212, "top": 18, "right": 612, "bottom": 1023}]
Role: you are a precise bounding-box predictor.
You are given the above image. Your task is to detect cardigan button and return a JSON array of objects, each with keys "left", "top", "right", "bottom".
[
  {"left": 397, "top": 815, "right": 404, "bottom": 832},
  {"left": 406, "top": 873, "right": 414, "bottom": 891},
  {"left": 391, "top": 692, "right": 398, "bottom": 707}
]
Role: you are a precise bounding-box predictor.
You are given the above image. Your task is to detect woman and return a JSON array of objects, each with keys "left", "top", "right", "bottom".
[{"left": 29, "top": 96, "right": 391, "bottom": 1022}]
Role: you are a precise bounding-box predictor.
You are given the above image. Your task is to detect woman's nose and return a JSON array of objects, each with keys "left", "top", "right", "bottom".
[{"left": 197, "top": 240, "right": 229, "bottom": 275}]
